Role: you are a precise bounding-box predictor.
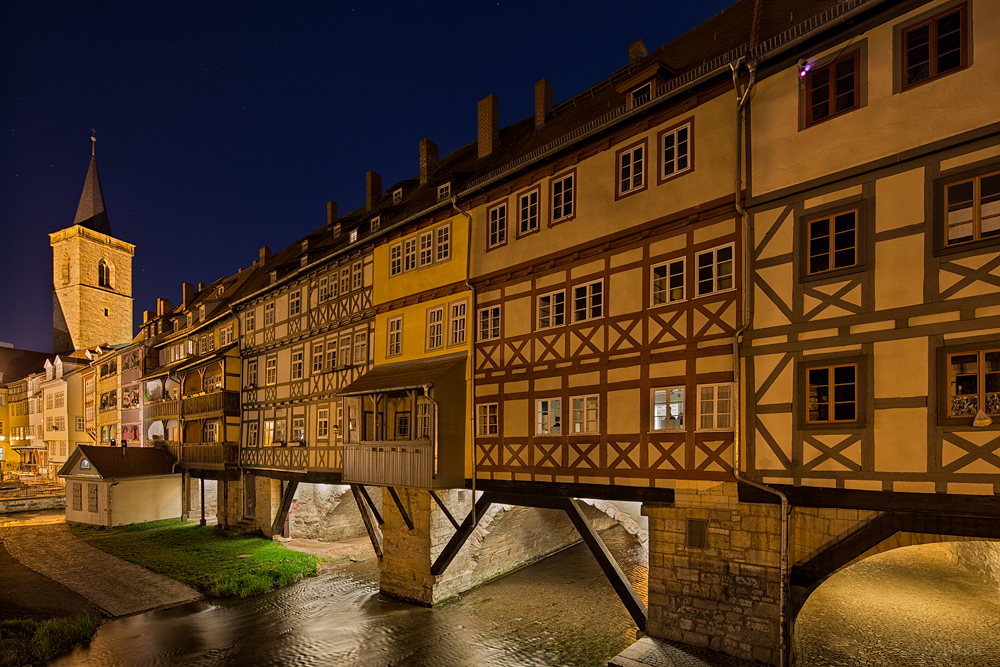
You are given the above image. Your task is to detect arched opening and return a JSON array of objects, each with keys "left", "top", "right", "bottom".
[{"left": 98, "top": 259, "right": 113, "bottom": 288}]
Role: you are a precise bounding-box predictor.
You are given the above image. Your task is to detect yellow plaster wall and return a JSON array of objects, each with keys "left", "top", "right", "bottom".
[
  {"left": 874, "top": 408, "right": 927, "bottom": 472},
  {"left": 607, "top": 389, "right": 640, "bottom": 433},
  {"left": 874, "top": 338, "right": 928, "bottom": 398},
  {"left": 374, "top": 292, "right": 472, "bottom": 366},
  {"left": 875, "top": 235, "right": 924, "bottom": 309},
  {"left": 372, "top": 215, "right": 466, "bottom": 307},
  {"left": 875, "top": 169, "right": 925, "bottom": 232}
]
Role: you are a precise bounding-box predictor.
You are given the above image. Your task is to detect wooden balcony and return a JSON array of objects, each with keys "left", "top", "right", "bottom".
[
  {"left": 343, "top": 441, "right": 433, "bottom": 488},
  {"left": 241, "top": 444, "right": 343, "bottom": 473},
  {"left": 163, "top": 442, "right": 238, "bottom": 471},
  {"left": 182, "top": 391, "right": 240, "bottom": 418},
  {"left": 144, "top": 399, "right": 181, "bottom": 421}
]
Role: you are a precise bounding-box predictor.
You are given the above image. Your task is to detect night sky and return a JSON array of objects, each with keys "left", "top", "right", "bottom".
[{"left": 2, "top": 1, "right": 724, "bottom": 353}]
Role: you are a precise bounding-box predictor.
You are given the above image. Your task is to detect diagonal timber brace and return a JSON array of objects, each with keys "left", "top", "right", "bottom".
[
  {"left": 357, "top": 484, "right": 384, "bottom": 525},
  {"left": 429, "top": 490, "right": 461, "bottom": 530},
  {"left": 430, "top": 492, "right": 495, "bottom": 576},
  {"left": 270, "top": 480, "right": 298, "bottom": 537},
  {"left": 351, "top": 484, "right": 383, "bottom": 559},
  {"left": 387, "top": 486, "right": 414, "bottom": 530}
]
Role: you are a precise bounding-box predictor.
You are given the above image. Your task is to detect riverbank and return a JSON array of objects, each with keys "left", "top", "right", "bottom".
[{"left": 71, "top": 522, "right": 324, "bottom": 598}]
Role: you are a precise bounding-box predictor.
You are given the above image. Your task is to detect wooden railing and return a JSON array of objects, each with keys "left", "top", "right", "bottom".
[
  {"left": 343, "top": 441, "right": 432, "bottom": 488},
  {"left": 182, "top": 391, "right": 240, "bottom": 417},
  {"left": 241, "top": 444, "right": 343, "bottom": 472},
  {"left": 144, "top": 399, "right": 181, "bottom": 421},
  {"left": 163, "top": 443, "right": 238, "bottom": 469}
]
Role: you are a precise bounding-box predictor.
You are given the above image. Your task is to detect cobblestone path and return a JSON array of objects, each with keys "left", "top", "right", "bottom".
[
  {"left": 794, "top": 543, "right": 1000, "bottom": 666},
  {"left": 0, "top": 522, "right": 201, "bottom": 617}
]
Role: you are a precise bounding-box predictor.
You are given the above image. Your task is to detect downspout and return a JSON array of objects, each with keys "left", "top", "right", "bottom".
[
  {"left": 729, "top": 57, "right": 790, "bottom": 667},
  {"left": 422, "top": 385, "right": 439, "bottom": 477},
  {"left": 451, "top": 197, "right": 476, "bottom": 525}
]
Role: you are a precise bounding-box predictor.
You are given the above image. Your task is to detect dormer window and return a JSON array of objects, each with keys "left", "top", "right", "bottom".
[
  {"left": 186, "top": 313, "right": 193, "bottom": 327},
  {"left": 269, "top": 271, "right": 277, "bottom": 284},
  {"left": 301, "top": 239, "right": 309, "bottom": 252},
  {"left": 371, "top": 216, "right": 380, "bottom": 232},
  {"left": 438, "top": 183, "right": 451, "bottom": 201},
  {"left": 631, "top": 82, "right": 652, "bottom": 108},
  {"left": 393, "top": 188, "right": 403, "bottom": 204},
  {"left": 333, "top": 223, "right": 342, "bottom": 237},
  {"left": 350, "top": 228, "right": 359, "bottom": 243},
  {"left": 300, "top": 256, "right": 308, "bottom": 268},
  {"left": 199, "top": 305, "right": 206, "bottom": 320},
  {"left": 217, "top": 285, "right": 225, "bottom": 297}
]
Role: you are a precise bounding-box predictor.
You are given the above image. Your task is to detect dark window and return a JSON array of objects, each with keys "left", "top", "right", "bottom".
[
  {"left": 807, "top": 51, "right": 859, "bottom": 126},
  {"left": 807, "top": 364, "right": 858, "bottom": 423},
  {"left": 98, "top": 260, "right": 111, "bottom": 288},
  {"left": 808, "top": 210, "right": 857, "bottom": 274},
  {"left": 902, "top": 4, "right": 967, "bottom": 90},
  {"left": 948, "top": 350, "right": 1000, "bottom": 418},
  {"left": 944, "top": 170, "right": 1000, "bottom": 246},
  {"left": 686, "top": 519, "right": 708, "bottom": 549}
]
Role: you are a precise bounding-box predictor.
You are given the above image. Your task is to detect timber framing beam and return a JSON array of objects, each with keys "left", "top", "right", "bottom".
[
  {"left": 351, "top": 484, "right": 383, "bottom": 559},
  {"left": 430, "top": 492, "right": 495, "bottom": 576},
  {"left": 358, "top": 484, "right": 383, "bottom": 525},
  {"left": 739, "top": 483, "right": 1000, "bottom": 518},
  {"left": 387, "top": 486, "right": 413, "bottom": 530},
  {"left": 429, "top": 490, "right": 460, "bottom": 530},
  {"left": 469, "top": 478, "right": 675, "bottom": 504},
  {"left": 270, "top": 481, "right": 298, "bottom": 537}
]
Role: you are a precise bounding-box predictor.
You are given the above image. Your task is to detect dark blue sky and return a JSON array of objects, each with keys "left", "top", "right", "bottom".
[{"left": 1, "top": 1, "right": 725, "bottom": 352}]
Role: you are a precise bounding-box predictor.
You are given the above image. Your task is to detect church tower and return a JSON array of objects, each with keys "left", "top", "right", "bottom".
[{"left": 50, "top": 136, "right": 135, "bottom": 353}]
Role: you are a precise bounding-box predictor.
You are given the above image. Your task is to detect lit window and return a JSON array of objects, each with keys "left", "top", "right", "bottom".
[
  {"left": 652, "top": 388, "right": 684, "bottom": 431},
  {"left": 538, "top": 290, "right": 565, "bottom": 329},
  {"left": 317, "top": 409, "right": 329, "bottom": 438},
  {"left": 537, "top": 398, "right": 562, "bottom": 434},
  {"left": 947, "top": 350, "right": 1000, "bottom": 418},
  {"left": 265, "top": 358, "right": 277, "bottom": 385},
  {"left": 263, "top": 421, "right": 275, "bottom": 446},
  {"left": 477, "top": 403, "right": 498, "bottom": 436},
  {"left": 944, "top": 169, "right": 1000, "bottom": 246},
  {"left": 478, "top": 306, "right": 501, "bottom": 341},
  {"left": 488, "top": 202, "right": 507, "bottom": 248},
  {"left": 698, "top": 383, "right": 733, "bottom": 430},
  {"left": 572, "top": 281, "right": 603, "bottom": 322},
  {"left": 292, "top": 417, "right": 305, "bottom": 442},
  {"left": 695, "top": 244, "right": 734, "bottom": 297},
  {"left": 571, "top": 395, "right": 599, "bottom": 434},
  {"left": 350, "top": 228, "right": 358, "bottom": 243}
]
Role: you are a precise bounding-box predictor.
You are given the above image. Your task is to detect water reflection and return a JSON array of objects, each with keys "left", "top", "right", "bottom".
[{"left": 49, "top": 526, "right": 647, "bottom": 667}]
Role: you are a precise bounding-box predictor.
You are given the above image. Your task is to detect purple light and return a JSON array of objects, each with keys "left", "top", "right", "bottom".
[{"left": 799, "top": 62, "right": 812, "bottom": 78}]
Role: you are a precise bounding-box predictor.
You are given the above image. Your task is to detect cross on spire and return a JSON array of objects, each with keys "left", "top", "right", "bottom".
[{"left": 91, "top": 128, "right": 97, "bottom": 155}]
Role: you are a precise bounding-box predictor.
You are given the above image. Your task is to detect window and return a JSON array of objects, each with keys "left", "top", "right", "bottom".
[
  {"left": 46, "top": 417, "right": 53, "bottom": 431},
  {"left": 660, "top": 122, "right": 692, "bottom": 180},
  {"left": 353, "top": 331, "right": 368, "bottom": 364},
  {"left": 390, "top": 244, "right": 403, "bottom": 277},
  {"left": 552, "top": 172, "right": 575, "bottom": 223},
  {"left": 427, "top": 307, "right": 444, "bottom": 350},
  {"left": 807, "top": 209, "right": 857, "bottom": 274},
  {"left": 319, "top": 277, "right": 330, "bottom": 302},
  {"left": 901, "top": 3, "right": 967, "bottom": 91},
  {"left": 199, "top": 335, "right": 209, "bottom": 354},
  {"left": 221, "top": 325, "right": 234, "bottom": 345},
  {"left": 518, "top": 190, "right": 539, "bottom": 236},
  {"left": 333, "top": 223, "right": 342, "bottom": 237},
  {"left": 339, "top": 336, "right": 351, "bottom": 367},
  {"left": 404, "top": 239, "right": 417, "bottom": 271},
  {"left": 617, "top": 143, "right": 645, "bottom": 196},
  {"left": 88, "top": 483, "right": 98, "bottom": 512},
  {"left": 292, "top": 417, "right": 305, "bottom": 442},
  {"left": 203, "top": 421, "right": 219, "bottom": 443},
  {"left": 806, "top": 51, "right": 859, "bottom": 126},
  {"left": 265, "top": 358, "right": 277, "bottom": 385},
  {"left": 199, "top": 305, "right": 206, "bottom": 321},
  {"left": 944, "top": 169, "right": 1000, "bottom": 247},
  {"left": 350, "top": 228, "right": 358, "bottom": 243},
  {"left": 46, "top": 394, "right": 53, "bottom": 410},
  {"left": 291, "top": 351, "right": 303, "bottom": 379},
  {"left": 263, "top": 421, "right": 275, "bottom": 446},
  {"left": 55, "top": 392, "right": 65, "bottom": 408},
  {"left": 247, "top": 422, "right": 259, "bottom": 447},
  {"left": 98, "top": 259, "right": 111, "bottom": 288},
  {"left": 438, "top": 183, "right": 451, "bottom": 201},
  {"left": 318, "top": 409, "right": 329, "bottom": 438},
  {"left": 477, "top": 403, "right": 498, "bottom": 436},
  {"left": 537, "top": 398, "right": 562, "bottom": 434},
  {"left": 340, "top": 267, "right": 351, "bottom": 295},
  {"left": 395, "top": 413, "right": 410, "bottom": 440},
  {"left": 202, "top": 372, "right": 221, "bottom": 392},
  {"left": 652, "top": 388, "right": 685, "bottom": 431},
  {"left": 947, "top": 350, "right": 999, "bottom": 418},
  {"left": 393, "top": 188, "right": 403, "bottom": 204},
  {"left": 696, "top": 244, "right": 734, "bottom": 297},
  {"left": 436, "top": 225, "right": 451, "bottom": 261},
  {"left": 416, "top": 402, "right": 430, "bottom": 439},
  {"left": 538, "top": 290, "right": 565, "bottom": 329},
  {"left": 246, "top": 311, "right": 255, "bottom": 332},
  {"left": 387, "top": 316, "right": 403, "bottom": 357},
  {"left": 488, "top": 202, "right": 507, "bottom": 248},
  {"left": 478, "top": 306, "right": 500, "bottom": 341},
  {"left": 806, "top": 365, "right": 857, "bottom": 423},
  {"left": 264, "top": 303, "right": 275, "bottom": 326},
  {"left": 371, "top": 216, "right": 380, "bottom": 232},
  {"left": 352, "top": 261, "right": 363, "bottom": 291},
  {"left": 326, "top": 341, "right": 336, "bottom": 369},
  {"left": 652, "top": 258, "right": 685, "bottom": 305},
  {"left": 247, "top": 360, "right": 258, "bottom": 387},
  {"left": 698, "top": 383, "right": 733, "bottom": 430},
  {"left": 571, "top": 395, "right": 599, "bottom": 434},
  {"left": 419, "top": 231, "right": 434, "bottom": 266},
  {"left": 572, "top": 281, "right": 603, "bottom": 322},
  {"left": 449, "top": 301, "right": 466, "bottom": 345},
  {"left": 76, "top": 417, "right": 85, "bottom": 431},
  {"left": 275, "top": 419, "right": 287, "bottom": 443},
  {"left": 289, "top": 291, "right": 301, "bottom": 316},
  {"left": 312, "top": 344, "right": 324, "bottom": 372},
  {"left": 631, "top": 82, "right": 651, "bottom": 108}
]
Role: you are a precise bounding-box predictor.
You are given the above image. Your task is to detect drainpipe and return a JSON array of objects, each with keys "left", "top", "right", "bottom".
[
  {"left": 423, "top": 385, "right": 439, "bottom": 477},
  {"left": 729, "top": 57, "right": 790, "bottom": 667},
  {"left": 451, "top": 197, "right": 476, "bottom": 525}
]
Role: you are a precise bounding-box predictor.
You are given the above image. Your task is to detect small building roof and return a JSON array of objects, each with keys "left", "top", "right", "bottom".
[
  {"left": 58, "top": 445, "right": 176, "bottom": 479},
  {"left": 338, "top": 352, "right": 466, "bottom": 396}
]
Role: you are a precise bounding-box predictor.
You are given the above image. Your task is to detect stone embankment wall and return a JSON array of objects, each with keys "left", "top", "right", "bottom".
[
  {"left": 943, "top": 541, "right": 1000, "bottom": 590},
  {"left": 0, "top": 495, "right": 66, "bottom": 513},
  {"left": 287, "top": 484, "right": 381, "bottom": 542}
]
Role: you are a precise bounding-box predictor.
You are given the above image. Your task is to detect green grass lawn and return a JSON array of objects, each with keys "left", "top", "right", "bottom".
[
  {"left": 71, "top": 522, "right": 322, "bottom": 598},
  {"left": 0, "top": 614, "right": 98, "bottom": 667}
]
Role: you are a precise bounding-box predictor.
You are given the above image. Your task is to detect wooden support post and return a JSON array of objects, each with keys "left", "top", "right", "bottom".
[
  {"left": 270, "top": 480, "right": 298, "bottom": 537},
  {"left": 200, "top": 477, "right": 206, "bottom": 526},
  {"left": 387, "top": 486, "right": 413, "bottom": 530},
  {"left": 358, "top": 484, "right": 383, "bottom": 524},
  {"left": 563, "top": 497, "right": 647, "bottom": 632},
  {"left": 430, "top": 491, "right": 494, "bottom": 576},
  {"left": 429, "top": 490, "right": 460, "bottom": 530},
  {"left": 351, "top": 484, "right": 383, "bottom": 559}
]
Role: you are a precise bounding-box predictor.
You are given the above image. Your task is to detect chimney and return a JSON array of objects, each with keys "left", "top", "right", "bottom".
[
  {"left": 198, "top": 282, "right": 204, "bottom": 292},
  {"left": 182, "top": 283, "right": 195, "bottom": 308},
  {"left": 629, "top": 39, "right": 647, "bottom": 62},
  {"left": 259, "top": 246, "right": 271, "bottom": 264},
  {"left": 478, "top": 94, "right": 499, "bottom": 158},
  {"left": 419, "top": 139, "right": 439, "bottom": 185},
  {"left": 366, "top": 170, "right": 382, "bottom": 212},
  {"left": 156, "top": 298, "right": 173, "bottom": 317},
  {"left": 327, "top": 201, "right": 338, "bottom": 226},
  {"left": 143, "top": 310, "right": 155, "bottom": 324},
  {"left": 535, "top": 79, "right": 554, "bottom": 129}
]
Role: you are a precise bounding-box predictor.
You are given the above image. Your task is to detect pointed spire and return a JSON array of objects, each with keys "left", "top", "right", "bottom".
[{"left": 73, "top": 132, "right": 113, "bottom": 237}]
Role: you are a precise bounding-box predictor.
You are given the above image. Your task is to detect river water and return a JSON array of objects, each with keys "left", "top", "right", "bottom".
[{"left": 47, "top": 526, "right": 648, "bottom": 667}]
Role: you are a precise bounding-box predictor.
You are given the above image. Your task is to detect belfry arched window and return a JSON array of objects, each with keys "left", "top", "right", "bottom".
[{"left": 98, "top": 259, "right": 111, "bottom": 288}]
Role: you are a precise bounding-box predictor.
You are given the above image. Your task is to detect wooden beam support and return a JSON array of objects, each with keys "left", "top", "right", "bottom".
[
  {"left": 270, "top": 480, "right": 298, "bottom": 537},
  {"left": 430, "top": 492, "right": 494, "bottom": 576},
  {"left": 358, "top": 484, "right": 384, "bottom": 525},
  {"left": 351, "top": 484, "right": 383, "bottom": 559},
  {"left": 429, "top": 490, "right": 460, "bottom": 530},
  {"left": 563, "top": 498, "right": 647, "bottom": 632},
  {"left": 387, "top": 486, "right": 413, "bottom": 530}
]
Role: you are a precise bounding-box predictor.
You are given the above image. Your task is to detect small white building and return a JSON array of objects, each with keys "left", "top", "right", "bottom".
[{"left": 58, "top": 445, "right": 181, "bottom": 526}]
